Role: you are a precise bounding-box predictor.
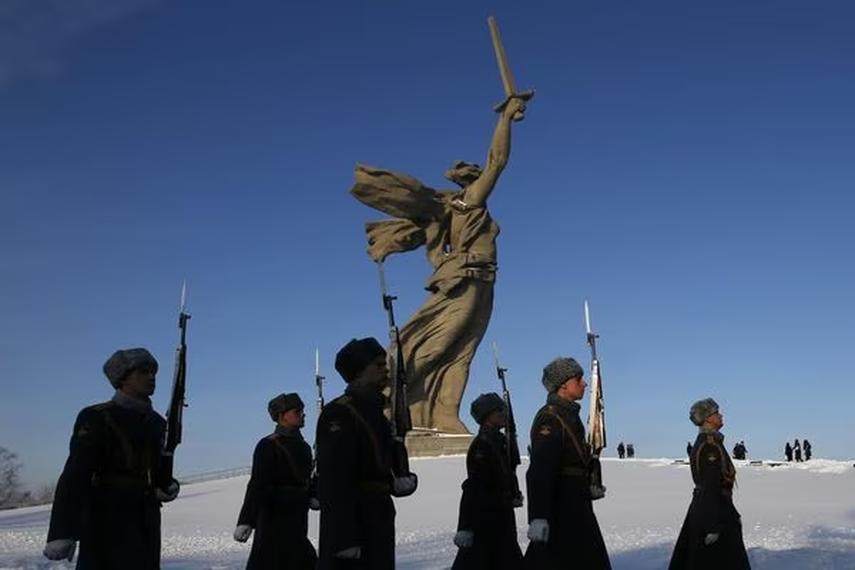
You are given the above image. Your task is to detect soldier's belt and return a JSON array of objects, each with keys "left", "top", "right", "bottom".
[
  {"left": 271, "top": 484, "right": 310, "bottom": 494},
  {"left": 92, "top": 472, "right": 152, "bottom": 491},
  {"left": 693, "top": 485, "right": 733, "bottom": 498},
  {"left": 358, "top": 480, "right": 391, "bottom": 494},
  {"left": 560, "top": 466, "right": 589, "bottom": 478}
]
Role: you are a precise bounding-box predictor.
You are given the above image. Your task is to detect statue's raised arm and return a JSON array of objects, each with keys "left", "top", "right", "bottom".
[{"left": 460, "top": 97, "right": 527, "bottom": 207}]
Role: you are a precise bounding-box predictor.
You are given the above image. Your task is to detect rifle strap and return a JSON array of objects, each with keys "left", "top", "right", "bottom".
[
  {"left": 543, "top": 405, "right": 590, "bottom": 468},
  {"left": 94, "top": 403, "right": 153, "bottom": 483},
  {"left": 266, "top": 434, "right": 302, "bottom": 484},
  {"left": 338, "top": 397, "right": 386, "bottom": 475}
]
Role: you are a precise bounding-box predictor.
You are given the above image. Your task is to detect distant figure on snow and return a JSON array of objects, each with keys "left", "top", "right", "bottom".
[
  {"left": 784, "top": 441, "right": 793, "bottom": 462},
  {"left": 803, "top": 439, "right": 812, "bottom": 461},
  {"left": 793, "top": 439, "right": 802, "bottom": 462},
  {"left": 617, "top": 441, "right": 626, "bottom": 459},
  {"left": 626, "top": 443, "right": 635, "bottom": 459}
]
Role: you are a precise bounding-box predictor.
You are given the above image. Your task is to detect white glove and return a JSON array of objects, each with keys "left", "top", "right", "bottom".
[
  {"left": 43, "top": 539, "right": 76, "bottom": 561},
  {"left": 527, "top": 519, "right": 550, "bottom": 543},
  {"left": 590, "top": 484, "right": 606, "bottom": 501},
  {"left": 335, "top": 546, "right": 361, "bottom": 559},
  {"left": 704, "top": 533, "right": 719, "bottom": 545},
  {"left": 233, "top": 524, "right": 253, "bottom": 543},
  {"left": 391, "top": 473, "right": 418, "bottom": 497},
  {"left": 308, "top": 497, "right": 321, "bottom": 511},
  {"left": 155, "top": 479, "right": 180, "bottom": 502},
  {"left": 453, "top": 530, "right": 474, "bottom": 548}
]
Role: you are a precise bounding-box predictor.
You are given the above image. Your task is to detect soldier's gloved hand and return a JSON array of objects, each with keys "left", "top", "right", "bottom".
[
  {"left": 233, "top": 524, "right": 253, "bottom": 543},
  {"left": 155, "top": 478, "right": 180, "bottom": 502},
  {"left": 527, "top": 519, "right": 550, "bottom": 543},
  {"left": 512, "top": 492, "right": 524, "bottom": 508},
  {"left": 453, "top": 530, "right": 474, "bottom": 548},
  {"left": 391, "top": 473, "right": 418, "bottom": 497},
  {"left": 43, "top": 538, "right": 76, "bottom": 561},
  {"left": 308, "top": 497, "right": 321, "bottom": 511},
  {"left": 590, "top": 484, "right": 607, "bottom": 501},
  {"left": 335, "top": 546, "right": 361, "bottom": 559},
  {"left": 704, "top": 533, "right": 719, "bottom": 545}
]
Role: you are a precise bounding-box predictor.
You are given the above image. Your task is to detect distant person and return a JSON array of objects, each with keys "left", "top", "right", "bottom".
[
  {"left": 233, "top": 392, "right": 318, "bottom": 569},
  {"left": 626, "top": 443, "right": 635, "bottom": 459},
  {"left": 523, "top": 357, "right": 611, "bottom": 569},
  {"left": 740, "top": 441, "right": 748, "bottom": 459},
  {"left": 451, "top": 392, "right": 523, "bottom": 570},
  {"left": 686, "top": 441, "right": 693, "bottom": 459},
  {"left": 315, "top": 337, "right": 418, "bottom": 569},
  {"left": 784, "top": 441, "right": 793, "bottom": 462},
  {"left": 803, "top": 439, "right": 812, "bottom": 461},
  {"left": 617, "top": 441, "right": 626, "bottom": 459},
  {"left": 43, "top": 348, "right": 181, "bottom": 568},
  {"left": 668, "top": 398, "right": 750, "bottom": 569},
  {"left": 793, "top": 439, "right": 802, "bottom": 462}
]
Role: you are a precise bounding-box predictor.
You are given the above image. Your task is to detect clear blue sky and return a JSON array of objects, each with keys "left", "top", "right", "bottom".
[{"left": 2, "top": 0, "right": 853, "bottom": 488}]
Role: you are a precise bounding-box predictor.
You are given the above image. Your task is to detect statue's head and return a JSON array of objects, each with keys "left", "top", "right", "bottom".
[{"left": 445, "top": 160, "right": 482, "bottom": 188}]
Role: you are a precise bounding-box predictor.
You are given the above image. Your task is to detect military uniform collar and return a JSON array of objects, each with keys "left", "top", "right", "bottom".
[
  {"left": 111, "top": 389, "right": 153, "bottom": 414},
  {"left": 344, "top": 383, "right": 387, "bottom": 407},
  {"left": 274, "top": 424, "right": 302, "bottom": 439},
  {"left": 546, "top": 392, "right": 580, "bottom": 414},
  {"left": 699, "top": 426, "right": 724, "bottom": 441}
]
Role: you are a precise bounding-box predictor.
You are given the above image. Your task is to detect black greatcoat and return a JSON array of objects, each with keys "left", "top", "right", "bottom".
[
  {"left": 451, "top": 425, "right": 523, "bottom": 570},
  {"left": 315, "top": 385, "right": 407, "bottom": 570},
  {"left": 236, "top": 426, "right": 318, "bottom": 569},
  {"left": 668, "top": 430, "right": 751, "bottom": 569},
  {"left": 523, "top": 394, "right": 611, "bottom": 570},
  {"left": 47, "top": 399, "right": 175, "bottom": 570}
]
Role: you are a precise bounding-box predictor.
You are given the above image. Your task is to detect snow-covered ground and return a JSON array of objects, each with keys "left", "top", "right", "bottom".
[{"left": 1, "top": 456, "right": 853, "bottom": 569}]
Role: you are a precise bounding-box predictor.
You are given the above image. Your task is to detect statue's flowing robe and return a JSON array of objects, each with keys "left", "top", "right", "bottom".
[{"left": 351, "top": 165, "right": 499, "bottom": 432}]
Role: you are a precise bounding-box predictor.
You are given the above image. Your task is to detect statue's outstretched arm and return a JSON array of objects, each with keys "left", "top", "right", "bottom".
[{"left": 464, "top": 97, "right": 527, "bottom": 207}]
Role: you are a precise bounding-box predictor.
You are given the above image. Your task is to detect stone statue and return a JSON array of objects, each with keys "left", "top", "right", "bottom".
[{"left": 349, "top": 17, "right": 533, "bottom": 433}]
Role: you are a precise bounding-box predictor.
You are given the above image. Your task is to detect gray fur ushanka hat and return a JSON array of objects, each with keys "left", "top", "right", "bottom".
[
  {"left": 103, "top": 348, "right": 158, "bottom": 388},
  {"left": 470, "top": 392, "right": 505, "bottom": 424},
  {"left": 542, "top": 357, "right": 584, "bottom": 392},
  {"left": 689, "top": 397, "right": 720, "bottom": 426},
  {"left": 268, "top": 393, "right": 304, "bottom": 421}
]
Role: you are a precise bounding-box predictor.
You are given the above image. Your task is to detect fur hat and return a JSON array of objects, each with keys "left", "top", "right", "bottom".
[
  {"left": 689, "top": 398, "right": 720, "bottom": 426},
  {"left": 334, "top": 337, "right": 386, "bottom": 383},
  {"left": 542, "top": 357, "right": 584, "bottom": 393},
  {"left": 268, "top": 393, "right": 304, "bottom": 422},
  {"left": 469, "top": 392, "right": 505, "bottom": 424},
  {"left": 103, "top": 348, "right": 158, "bottom": 388}
]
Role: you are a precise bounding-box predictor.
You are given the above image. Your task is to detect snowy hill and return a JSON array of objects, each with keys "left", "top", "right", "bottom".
[{"left": 1, "top": 456, "right": 854, "bottom": 569}]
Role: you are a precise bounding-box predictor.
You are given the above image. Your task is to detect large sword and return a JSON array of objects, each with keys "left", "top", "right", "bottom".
[{"left": 487, "top": 16, "right": 535, "bottom": 119}]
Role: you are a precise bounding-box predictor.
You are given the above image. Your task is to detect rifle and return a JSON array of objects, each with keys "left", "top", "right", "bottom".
[
  {"left": 584, "top": 299, "right": 606, "bottom": 498},
  {"left": 163, "top": 282, "right": 190, "bottom": 483},
  {"left": 492, "top": 342, "right": 523, "bottom": 508},
  {"left": 377, "top": 261, "right": 412, "bottom": 476},
  {"left": 309, "top": 349, "right": 324, "bottom": 502}
]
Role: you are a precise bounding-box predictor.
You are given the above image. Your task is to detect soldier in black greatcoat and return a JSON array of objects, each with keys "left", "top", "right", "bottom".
[
  {"left": 43, "top": 348, "right": 181, "bottom": 569},
  {"left": 668, "top": 398, "right": 751, "bottom": 570},
  {"left": 233, "top": 392, "right": 318, "bottom": 569},
  {"left": 315, "top": 337, "right": 419, "bottom": 569},
  {"left": 523, "top": 357, "right": 612, "bottom": 570},
  {"left": 451, "top": 392, "right": 523, "bottom": 570}
]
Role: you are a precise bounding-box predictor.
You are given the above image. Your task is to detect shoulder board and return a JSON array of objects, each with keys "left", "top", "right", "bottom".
[{"left": 89, "top": 401, "right": 114, "bottom": 412}]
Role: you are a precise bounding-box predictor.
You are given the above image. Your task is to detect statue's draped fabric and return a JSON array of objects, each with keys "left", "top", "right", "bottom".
[{"left": 351, "top": 164, "right": 500, "bottom": 433}]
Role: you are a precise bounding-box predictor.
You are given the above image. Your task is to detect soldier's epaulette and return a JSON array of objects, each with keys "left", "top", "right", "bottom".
[
  {"left": 90, "top": 401, "right": 114, "bottom": 411},
  {"left": 265, "top": 433, "right": 279, "bottom": 441}
]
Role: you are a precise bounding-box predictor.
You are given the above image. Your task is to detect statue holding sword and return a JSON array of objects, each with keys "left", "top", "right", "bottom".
[{"left": 349, "top": 16, "right": 534, "bottom": 433}]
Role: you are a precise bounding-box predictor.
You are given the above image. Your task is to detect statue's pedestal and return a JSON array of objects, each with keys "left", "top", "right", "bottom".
[{"left": 405, "top": 428, "right": 473, "bottom": 458}]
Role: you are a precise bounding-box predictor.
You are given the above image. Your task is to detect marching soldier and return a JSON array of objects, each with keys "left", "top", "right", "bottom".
[
  {"left": 668, "top": 398, "right": 751, "bottom": 569},
  {"left": 233, "top": 392, "right": 318, "bottom": 569},
  {"left": 523, "top": 357, "right": 611, "bottom": 570},
  {"left": 43, "top": 348, "right": 181, "bottom": 569},
  {"left": 452, "top": 392, "right": 523, "bottom": 569},
  {"left": 315, "top": 337, "right": 418, "bottom": 569}
]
